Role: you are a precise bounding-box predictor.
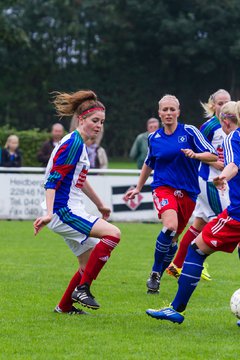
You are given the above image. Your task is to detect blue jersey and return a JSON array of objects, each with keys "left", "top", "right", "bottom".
[
  {"left": 223, "top": 129, "right": 240, "bottom": 221},
  {"left": 145, "top": 123, "right": 216, "bottom": 201},
  {"left": 199, "top": 116, "right": 226, "bottom": 181}
]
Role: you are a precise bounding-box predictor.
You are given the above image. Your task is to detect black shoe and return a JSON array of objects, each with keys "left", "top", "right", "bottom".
[
  {"left": 72, "top": 283, "right": 100, "bottom": 310},
  {"left": 54, "top": 305, "right": 89, "bottom": 315},
  {"left": 146, "top": 272, "right": 160, "bottom": 294}
]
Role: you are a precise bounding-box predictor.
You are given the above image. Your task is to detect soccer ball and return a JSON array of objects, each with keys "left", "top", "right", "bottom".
[{"left": 230, "top": 289, "right": 240, "bottom": 319}]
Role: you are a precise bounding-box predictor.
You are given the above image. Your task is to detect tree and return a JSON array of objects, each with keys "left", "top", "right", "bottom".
[{"left": 0, "top": 0, "right": 240, "bottom": 157}]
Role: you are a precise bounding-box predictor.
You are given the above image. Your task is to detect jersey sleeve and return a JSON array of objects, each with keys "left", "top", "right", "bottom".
[
  {"left": 45, "top": 136, "right": 83, "bottom": 190},
  {"left": 144, "top": 133, "right": 155, "bottom": 169},
  {"left": 185, "top": 125, "right": 217, "bottom": 154},
  {"left": 223, "top": 132, "right": 240, "bottom": 168},
  {"left": 200, "top": 121, "right": 214, "bottom": 142}
]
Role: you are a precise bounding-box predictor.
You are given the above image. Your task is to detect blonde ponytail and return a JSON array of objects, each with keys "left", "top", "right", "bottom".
[{"left": 201, "top": 89, "right": 230, "bottom": 118}]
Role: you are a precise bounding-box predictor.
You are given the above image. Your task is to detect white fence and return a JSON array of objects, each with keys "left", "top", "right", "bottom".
[{"left": 0, "top": 167, "right": 158, "bottom": 222}]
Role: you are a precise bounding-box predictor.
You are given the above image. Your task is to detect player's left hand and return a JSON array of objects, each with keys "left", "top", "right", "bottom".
[
  {"left": 181, "top": 148, "right": 196, "bottom": 158},
  {"left": 211, "top": 160, "right": 224, "bottom": 171},
  {"left": 33, "top": 214, "right": 52, "bottom": 235},
  {"left": 98, "top": 206, "right": 111, "bottom": 220},
  {"left": 213, "top": 175, "right": 227, "bottom": 191}
]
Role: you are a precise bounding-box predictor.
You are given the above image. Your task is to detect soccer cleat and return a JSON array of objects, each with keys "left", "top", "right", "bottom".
[
  {"left": 54, "top": 305, "right": 88, "bottom": 315},
  {"left": 237, "top": 320, "right": 240, "bottom": 327},
  {"left": 146, "top": 272, "right": 160, "bottom": 294},
  {"left": 72, "top": 283, "right": 100, "bottom": 310},
  {"left": 146, "top": 306, "right": 185, "bottom": 324},
  {"left": 201, "top": 262, "right": 212, "bottom": 281},
  {"left": 166, "top": 263, "right": 181, "bottom": 279}
]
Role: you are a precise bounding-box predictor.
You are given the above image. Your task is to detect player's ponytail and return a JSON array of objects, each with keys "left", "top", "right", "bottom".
[
  {"left": 52, "top": 90, "right": 105, "bottom": 118},
  {"left": 200, "top": 89, "right": 230, "bottom": 118}
]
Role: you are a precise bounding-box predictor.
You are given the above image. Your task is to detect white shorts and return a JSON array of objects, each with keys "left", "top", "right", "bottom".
[
  {"left": 47, "top": 207, "right": 100, "bottom": 256},
  {"left": 193, "top": 177, "right": 230, "bottom": 223}
]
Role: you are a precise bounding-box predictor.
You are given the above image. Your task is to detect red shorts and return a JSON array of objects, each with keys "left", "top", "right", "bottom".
[
  {"left": 202, "top": 209, "right": 240, "bottom": 253},
  {"left": 152, "top": 186, "right": 195, "bottom": 235}
]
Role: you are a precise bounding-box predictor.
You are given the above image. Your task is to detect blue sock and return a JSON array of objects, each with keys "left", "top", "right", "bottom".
[
  {"left": 152, "top": 227, "right": 176, "bottom": 273},
  {"left": 160, "top": 242, "right": 178, "bottom": 278},
  {"left": 171, "top": 243, "right": 207, "bottom": 312}
]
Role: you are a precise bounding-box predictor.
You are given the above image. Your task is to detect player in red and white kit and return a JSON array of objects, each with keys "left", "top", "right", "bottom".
[{"left": 34, "top": 90, "right": 121, "bottom": 314}]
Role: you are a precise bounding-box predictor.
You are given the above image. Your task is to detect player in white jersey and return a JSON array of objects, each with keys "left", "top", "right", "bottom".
[
  {"left": 34, "top": 90, "right": 121, "bottom": 314},
  {"left": 167, "top": 89, "right": 231, "bottom": 281}
]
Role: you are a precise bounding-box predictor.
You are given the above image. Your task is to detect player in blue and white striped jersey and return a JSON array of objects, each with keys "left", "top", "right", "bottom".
[
  {"left": 34, "top": 90, "right": 121, "bottom": 314},
  {"left": 125, "top": 94, "right": 218, "bottom": 294}
]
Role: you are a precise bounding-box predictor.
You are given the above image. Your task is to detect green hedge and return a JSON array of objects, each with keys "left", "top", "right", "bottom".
[{"left": 0, "top": 126, "right": 52, "bottom": 167}]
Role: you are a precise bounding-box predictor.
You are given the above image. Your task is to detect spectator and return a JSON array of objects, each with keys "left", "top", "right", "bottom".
[
  {"left": 69, "top": 114, "right": 78, "bottom": 133},
  {"left": 86, "top": 131, "right": 108, "bottom": 169},
  {"left": 37, "top": 123, "right": 65, "bottom": 166},
  {"left": 71, "top": 117, "right": 108, "bottom": 169},
  {"left": 1, "top": 135, "right": 22, "bottom": 167},
  {"left": 130, "top": 118, "right": 159, "bottom": 169}
]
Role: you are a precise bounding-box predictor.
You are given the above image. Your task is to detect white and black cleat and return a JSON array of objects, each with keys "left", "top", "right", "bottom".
[{"left": 72, "top": 283, "right": 100, "bottom": 310}]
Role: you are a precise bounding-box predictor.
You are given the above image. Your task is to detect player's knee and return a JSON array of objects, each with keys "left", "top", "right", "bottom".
[
  {"left": 108, "top": 224, "right": 121, "bottom": 241},
  {"left": 162, "top": 222, "right": 178, "bottom": 233},
  {"left": 162, "top": 221, "right": 177, "bottom": 237},
  {"left": 190, "top": 241, "right": 207, "bottom": 257}
]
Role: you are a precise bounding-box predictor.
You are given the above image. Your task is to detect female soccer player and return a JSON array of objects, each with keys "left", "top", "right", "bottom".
[
  {"left": 125, "top": 94, "right": 217, "bottom": 294},
  {"left": 33, "top": 90, "right": 121, "bottom": 314},
  {"left": 167, "top": 89, "right": 231, "bottom": 281},
  {"left": 146, "top": 100, "right": 240, "bottom": 324}
]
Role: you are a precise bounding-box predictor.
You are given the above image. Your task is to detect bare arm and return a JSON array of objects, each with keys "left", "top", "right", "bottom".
[
  {"left": 181, "top": 149, "right": 218, "bottom": 163},
  {"left": 125, "top": 163, "right": 152, "bottom": 199},
  {"left": 33, "top": 189, "right": 55, "bottom": 235},
  {"left": 204, "top": 160, "right": 224, "bottom": 171},
  {"left": 82, "top": 179, "right": 110, "bottom": 219},
  {"left": 213, "top": 162, "right": 238, "bottom": 190}
]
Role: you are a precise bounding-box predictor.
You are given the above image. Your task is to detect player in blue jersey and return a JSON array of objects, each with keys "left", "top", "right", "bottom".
[
  {"left": 167, "top": 89, "right": 231, "bottom": 281},
  {"left": 146, "top": 100, "right": 240, "bottom": 324},
  {"left": 33, "top": 90, "right": 121, "bottom": 314},
  {"left": 125, "top": 94, "right": 217, "bottom": 294}
]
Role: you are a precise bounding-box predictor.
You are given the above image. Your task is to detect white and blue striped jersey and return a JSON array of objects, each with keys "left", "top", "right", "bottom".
[
  {"left": 44, "top": 130, "right": 90, "bottom": 213},
  {"left": 199, "top": 116, "right": 226, "bottom": 181},
  {"left": 145, "top": 123, "right": 216, "bottom": 201},
  {"left": 223, "top": 128, "right": 240, "bottom": 221}
]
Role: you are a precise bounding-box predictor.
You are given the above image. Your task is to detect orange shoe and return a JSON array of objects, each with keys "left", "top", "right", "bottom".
[{"left": 166, "top": 263, "right": 181, "bottom": 279}]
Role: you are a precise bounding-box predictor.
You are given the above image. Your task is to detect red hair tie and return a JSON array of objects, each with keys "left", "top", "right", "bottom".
[{"left": 79, "top": 107, "right": 105, "bottom": 117}]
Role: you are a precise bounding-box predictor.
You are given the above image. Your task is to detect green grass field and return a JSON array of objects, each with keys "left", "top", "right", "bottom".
[{"left": 0, "top": 221, "right": 239, "bottom": 360}]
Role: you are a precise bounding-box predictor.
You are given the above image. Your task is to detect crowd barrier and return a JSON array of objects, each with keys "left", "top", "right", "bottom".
[{"left": 0, "top": 167, "right": 158, "bottom": 222}]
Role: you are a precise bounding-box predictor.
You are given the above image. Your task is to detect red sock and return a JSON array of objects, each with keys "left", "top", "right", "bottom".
[
  {"left": 173, "top": 226, "right": 200, "bottom": 268},
  {"left": 80, "top": 235, "right": 120, "bottom": 286},
  {"left": 58, "top": 269, "right": 83, "bottom": 311}
]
